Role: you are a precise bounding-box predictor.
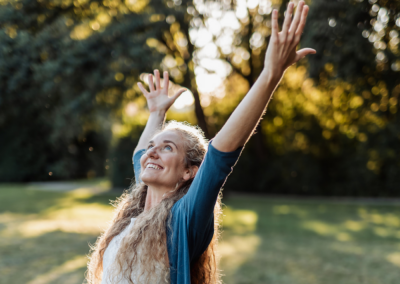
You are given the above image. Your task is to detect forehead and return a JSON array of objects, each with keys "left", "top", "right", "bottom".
[{"left": 151, "top": 130, "right": 183, "bottom": 146}]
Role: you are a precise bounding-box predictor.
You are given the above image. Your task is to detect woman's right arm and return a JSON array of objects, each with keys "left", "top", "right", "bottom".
[
  {"left": 133, "top": 110, "right": 165, "bottom": 183},
  {"left": 133, "top": 111, "right": 166, "bottom": 155},
  {"left": 133, "top": 70, "right": 186, "bottom": 155},
  {"left": 133, "top": 70, "right": 185, "bottom": 183}
]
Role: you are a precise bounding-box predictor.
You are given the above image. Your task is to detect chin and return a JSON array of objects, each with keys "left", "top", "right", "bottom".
[
  {"left": 141, "top": 175, "right": 173, "bottom": 189},
  {"left": 141, "top": 175, "right": 160, "bottom": 185},
  {"left": 141, "top": 176, "right": 153, "bottom": 184}
]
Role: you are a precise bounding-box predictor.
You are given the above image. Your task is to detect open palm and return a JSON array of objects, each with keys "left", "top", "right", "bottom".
[
  {"left": 264, "top": 1, "right": 316, "bottom": 80},
  {"left": 137, "top": 70, "right": 186, "bottom": 113}
]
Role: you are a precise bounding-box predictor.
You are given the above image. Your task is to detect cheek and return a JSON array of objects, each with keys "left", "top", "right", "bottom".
[
  {"left": 172, "top": 162, "right": 187, "bottom": 179},
  {"left": 166, "top": 155, "right": 183, "bottom": 169},
  {"left": 140, "top": 154, "right": 148, "bottom": 168}
]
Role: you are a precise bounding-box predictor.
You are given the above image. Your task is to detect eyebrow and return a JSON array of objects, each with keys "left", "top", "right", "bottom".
[{"left": 148, "top": 140, "right": 179, "bottom": 149}]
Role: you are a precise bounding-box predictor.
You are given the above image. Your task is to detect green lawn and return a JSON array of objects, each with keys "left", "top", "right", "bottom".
[{"left": 1, "top": 180, "right": 399, "bottom": 284}]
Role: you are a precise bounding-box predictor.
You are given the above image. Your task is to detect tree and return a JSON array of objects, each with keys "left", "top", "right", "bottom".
[
  {"left": 0, "top": 0, "right": 192, "bottom": 181},
  {"left": 185, "top": 0, "right": 400, "bottom": 196}
]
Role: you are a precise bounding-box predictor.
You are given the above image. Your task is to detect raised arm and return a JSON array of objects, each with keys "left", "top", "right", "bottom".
[
  {"left": 212, "top": 1, "right": 316, "bottom": 152},
  {"left": 134, "top": 70, "right": 186, "bottom": 155}
]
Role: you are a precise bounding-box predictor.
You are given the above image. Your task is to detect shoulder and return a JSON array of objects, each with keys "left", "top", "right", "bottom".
[
  {"left": 205, "top": 139, "right": 244, "bottom": 167},
  {"left": 133, "top": 149, "right": 146, "bottom": 164}
]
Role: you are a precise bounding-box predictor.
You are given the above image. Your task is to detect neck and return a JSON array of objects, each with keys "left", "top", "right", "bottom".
[{"left": 144, "top": 185, "right": 174, "bottom": 211}]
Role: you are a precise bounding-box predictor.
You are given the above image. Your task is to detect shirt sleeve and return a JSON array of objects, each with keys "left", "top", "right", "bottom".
[
  {"left": 181, "top": 139, "right": 243, "bottom": 245},
  {"left": 132, "top": 149, "right": 146, "bottom": 184}
]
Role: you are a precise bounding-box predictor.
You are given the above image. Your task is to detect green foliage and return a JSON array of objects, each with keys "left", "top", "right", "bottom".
[
  {"left": 302, "top": 0, "right": 374, "bottom": 81},
  {"left": 1, "top": 0, "right": 400, "bottom": 195},
  {"left": 0, "top": 0, "right": 179, "bottom": 181},
  {"left": 197, "top": 0, "right": 400, "bottom": 196}
]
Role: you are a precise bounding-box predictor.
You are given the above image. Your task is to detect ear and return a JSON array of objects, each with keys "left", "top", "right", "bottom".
[{"left": 182, "top": 165, "right": 199, "bottom": 181}]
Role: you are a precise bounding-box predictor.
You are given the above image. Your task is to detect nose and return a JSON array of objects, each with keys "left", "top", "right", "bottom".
[{"left": 147, "top": 146, "right": 159, "bottom": 159}]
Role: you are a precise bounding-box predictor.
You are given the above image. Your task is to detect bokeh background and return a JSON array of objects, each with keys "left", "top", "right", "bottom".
[{"left": 1, "top": 0, "right": 400, "bottom": 283}]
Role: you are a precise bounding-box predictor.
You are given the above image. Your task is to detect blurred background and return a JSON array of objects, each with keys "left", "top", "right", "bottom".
[{"left": 1, "top": 0, "right": 400, "bottom": 283}]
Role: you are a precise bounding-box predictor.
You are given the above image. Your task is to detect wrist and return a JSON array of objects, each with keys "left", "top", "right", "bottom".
[
  {"left": 259, "top": 69, "right": 282, "bottom": 86},
  {"left": 149, "top": 110, "right": 166, "bottom": 117},
  {"left": 147, "top": 111, "right": 166, "bottom": 130}
]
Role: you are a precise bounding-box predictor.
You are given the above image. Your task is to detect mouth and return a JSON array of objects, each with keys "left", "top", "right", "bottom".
[{"left": 145, "top": 163, "right": 164, "bottom": 170}]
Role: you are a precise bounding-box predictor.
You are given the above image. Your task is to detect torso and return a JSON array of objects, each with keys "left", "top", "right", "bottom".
[{"left": 101, "top": 218, "right": 170, "bottom": 284}]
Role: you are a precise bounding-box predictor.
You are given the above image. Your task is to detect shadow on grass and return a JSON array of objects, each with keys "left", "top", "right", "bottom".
[
  {"left": 0, "top": 183, "right": 122, "bottom": 213},
  {"left": 1, "top": 230, "right": 96, "bottom": 284},
  {"left": 2, "top": 183, "right": 400, "bottom": 284},
  {"left": 220, "top": 196, "right": 400, "bottom": 284},
  {"left": 0, "top": 182, "right": 123, "bottom": 284}
]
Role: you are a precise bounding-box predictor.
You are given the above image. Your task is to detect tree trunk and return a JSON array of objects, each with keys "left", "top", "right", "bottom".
[
  {"left": 181, "top": 20, "right": 211, "bottom": 139},
  {"left": 184, "top": 69, "right": 210, "bottom": 139}
]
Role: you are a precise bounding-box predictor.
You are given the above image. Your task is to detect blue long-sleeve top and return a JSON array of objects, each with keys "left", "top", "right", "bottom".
[{"left": 132, "top": 139, "right": 243, "bottom": 284}]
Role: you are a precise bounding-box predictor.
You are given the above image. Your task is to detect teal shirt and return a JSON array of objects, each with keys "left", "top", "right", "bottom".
[{"left": 133, "top": 139, "right": 243, "bottom": 284}]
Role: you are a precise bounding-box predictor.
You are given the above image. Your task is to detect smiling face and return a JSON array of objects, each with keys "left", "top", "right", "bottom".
[{"left": 140, "top": 130, "right": 192, "bottom": 190}]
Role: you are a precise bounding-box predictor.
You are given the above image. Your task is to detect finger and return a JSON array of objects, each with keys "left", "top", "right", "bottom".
[
  {"left": 163, "top": 71, "right": 169, "bottom": 90},
  {"left": 154, "top": 69, "right": 161, "bottom": 90},
  {"left": 148, "top": 74, "right": 155, "bottom": 92},
  {"left": 171, "top": 88, "right": 187, "bottom": 102},
  {"left": 289, "top": 1, "right": 304, "bottom": 35},
  {"left": 271, "top": 9, "right": 279, "bottom": 39},
  {"left": 282, "top": 2, "right": 294, "bottom": 37},
  {"left": 137, "top": 82, "right": 149, "bottom": 95},
  {"left": 295, "top": 5, "right": 309, "bottom": 39},
  {"left": 294, "top": 48, "right": 317, "bottom": 62}
]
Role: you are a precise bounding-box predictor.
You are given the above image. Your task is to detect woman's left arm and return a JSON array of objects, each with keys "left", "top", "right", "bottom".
[{"left": 212, "top": 1, "right": 316, "bottom": 152}]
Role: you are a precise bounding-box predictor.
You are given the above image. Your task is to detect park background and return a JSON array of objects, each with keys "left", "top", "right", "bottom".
[{"left": 1, "top": 0, "right": 400, "bottom": 283}]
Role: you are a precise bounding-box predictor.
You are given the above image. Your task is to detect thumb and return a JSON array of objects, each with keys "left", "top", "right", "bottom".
[
  {"left": 171, "top": 88, "right": 187, "bottom": 102},
  {"left": 295, "top": 48, "right": 317, "bottom": 62}
]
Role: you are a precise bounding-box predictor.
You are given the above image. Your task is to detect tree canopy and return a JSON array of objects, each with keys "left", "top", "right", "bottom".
[{"left": 1, "top": 0, "right": 399, "bottom": 196}]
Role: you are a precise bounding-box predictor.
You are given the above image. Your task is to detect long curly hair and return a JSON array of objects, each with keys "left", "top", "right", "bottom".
[{"left": 85, "top": 121, "right": 223, "bottom": 284}]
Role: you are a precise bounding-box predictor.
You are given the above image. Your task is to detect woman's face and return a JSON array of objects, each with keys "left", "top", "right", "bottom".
[{"left": 140, "top": 130, "right": 191, "bottom": 189}]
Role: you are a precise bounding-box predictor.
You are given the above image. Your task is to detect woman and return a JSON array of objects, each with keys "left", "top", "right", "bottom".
[{"left": 85, "top": 1, "right": 316, "bottom": 283}]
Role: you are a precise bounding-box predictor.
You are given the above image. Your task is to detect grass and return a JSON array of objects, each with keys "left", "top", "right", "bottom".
[
  {"left": 220, "top": 196, "right": 400, "bottom": 284},
  {"left": 0, "top": 179, "right": 399, "bottom": 284}
]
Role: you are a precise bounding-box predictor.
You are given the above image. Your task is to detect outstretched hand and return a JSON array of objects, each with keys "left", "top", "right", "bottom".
[
  {"left": 137, "top": 70, "right": 186, "bottom": 113},
  {"left": 263, "top": 1, "right": 316, "bottom": 81}
]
